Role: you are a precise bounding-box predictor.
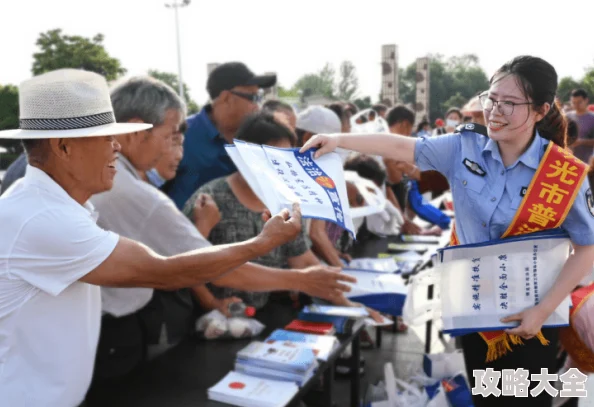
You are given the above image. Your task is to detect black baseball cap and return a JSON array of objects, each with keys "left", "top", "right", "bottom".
[{"left": 207, "top": 62, "right": 277, "bottom": 100}]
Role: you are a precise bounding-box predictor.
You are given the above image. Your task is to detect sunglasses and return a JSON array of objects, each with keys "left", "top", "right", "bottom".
[{"left": 229, "top": 90, "right": 262, "bottom": 104}]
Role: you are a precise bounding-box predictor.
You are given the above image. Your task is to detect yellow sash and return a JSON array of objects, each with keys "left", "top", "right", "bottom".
[{"left": 449, "top": 142, "right": 588, "bottom": 362}]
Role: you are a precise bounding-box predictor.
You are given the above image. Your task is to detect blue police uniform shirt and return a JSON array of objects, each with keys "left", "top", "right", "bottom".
[
  {"left": 166, "top": 105, "right": 236, "bottom": 209},
  {"left": 414, "top": 128, "right": 594, "bottom": 246}
]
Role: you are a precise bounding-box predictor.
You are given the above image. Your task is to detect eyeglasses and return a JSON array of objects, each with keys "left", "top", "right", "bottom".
[
  {"left": 229, "top": 90, "right": 262, "bottom": 104},
  {"left": 479, "top": 93, "right": 532, "bottom": 116}
]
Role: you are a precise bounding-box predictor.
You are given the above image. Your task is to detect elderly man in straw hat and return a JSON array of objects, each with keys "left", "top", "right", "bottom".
[{"left": 0, "top": 69, "right": 355, "bottom": 407}]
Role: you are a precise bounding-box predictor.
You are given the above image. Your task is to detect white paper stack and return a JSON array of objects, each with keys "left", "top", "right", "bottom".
[
  {"left": 266, "top": 329, "right": 339, "bottom": 362},
  {"left": 225, "top": 140, "right": 355, "bottom": 236},
  {"left": 401, "top": 235, "right": 441, "bottom": 244},
  {"left": 235, "top": 341, "right": 318, "bottom": 386},
  {"left": 207, "top": 371, "right": 298, "bottom": 407},
  {"left": 343, "top": 270, "right": 408, "bottom": 316},
  {"left": 345, "top": 257, "right": 398, "bottom": 273}
]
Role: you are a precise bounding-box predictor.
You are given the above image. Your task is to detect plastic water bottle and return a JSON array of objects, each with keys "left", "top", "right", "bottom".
[{"left": 228, "top": 302, "right": 256, "bottom": 318}]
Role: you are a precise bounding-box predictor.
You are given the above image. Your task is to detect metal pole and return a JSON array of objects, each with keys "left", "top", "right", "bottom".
[{"left": 173, "top": 3, "right": 185, "bottom": 103}]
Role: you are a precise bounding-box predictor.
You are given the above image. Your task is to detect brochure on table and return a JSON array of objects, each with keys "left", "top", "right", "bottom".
[
  {"left": 342, "top": 270, "right": 408, "bottom": 316},
  {"left": 207, "top": 371, "right": 298, "bottom": 407},
  {"left": 344, "top": 257, "right": 398, "bottom": 273},
  {"left": 226, "top": 140, "right": 355, "bottom": 237},
  {"left": 266, "top": 329, "right": 339, "bottom": 362},
  {"left": 437, "top": 231, "right": 572, "bottom": 335}
]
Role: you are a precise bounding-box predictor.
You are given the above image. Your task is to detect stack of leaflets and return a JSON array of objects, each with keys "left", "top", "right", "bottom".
[
  {"left": 342, "top": 270, "right": 408, "bottom": 316},
  {"left": 297, "top": 305, "right": 369, "bottom": 335},
  {"left": 235, "top": 341, "right": 318, "bottom": 387},
  {"left": 388, "top": 242, "right": 434, "bottom": 253},
  {"left": 265, "top": 329, "right": 339, "bottom": 362},
  {"left": 207, "top": 371, "right": 298, "bottom": 407},
  {"left": 401, "top": 235, "right": 441, "bottom": 244},
  {"left": 378, "top": 251, "right": 424, "bottom": 275},
  {"left": 344, "top": 257, "right": 398, "bottom": 273}
]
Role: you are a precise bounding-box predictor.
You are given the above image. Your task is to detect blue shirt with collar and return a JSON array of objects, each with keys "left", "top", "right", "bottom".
[
  {"left": 166, "top": 105, "right": 236, "bottom": 209},
  {"left": 414, "top": 129, "right": 594, "bottom": 246}
]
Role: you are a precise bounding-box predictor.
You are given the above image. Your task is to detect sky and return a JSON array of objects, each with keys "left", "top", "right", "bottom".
[{"left": 1, "top": 0, "right": 593, "bottom": 105}]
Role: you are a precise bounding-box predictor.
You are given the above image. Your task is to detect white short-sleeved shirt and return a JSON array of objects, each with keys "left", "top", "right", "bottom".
[
  {"left": 90, "top": 155, "right": 211, "bottom": 317},
  {"left": 0, "top": 165, "right": 119, "bottom": 407}
]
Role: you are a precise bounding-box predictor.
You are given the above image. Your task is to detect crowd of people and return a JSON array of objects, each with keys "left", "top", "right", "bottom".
[{"left": 0, "top": 55, "right": 593, "bottom": 407}]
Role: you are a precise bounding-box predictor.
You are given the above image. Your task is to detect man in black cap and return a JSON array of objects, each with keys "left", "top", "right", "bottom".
[{"left": 166, "top": 62, "right": 276, "bottom": 209}]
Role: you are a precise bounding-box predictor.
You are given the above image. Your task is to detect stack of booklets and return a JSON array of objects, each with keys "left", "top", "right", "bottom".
[
  {"left": 207, "top": 371, "right": 298, "bottom": 407},
  {"left": 235, "top": 341, "right": 318, "bottom": 386},
  {"left": 285, "top": 319, "right": 336, "bottom": 335},
  {"left": 342, "top": 270, "right": 408, "bottom": 316},
  {"left": 297, "top": 305, "right": 369, "bottom": 335},
  {"left": 377, "top": 251, "right": 424, "bottom": 275},
  {"left": 344, "top": 257, "right": 398, "bottom": 273},
  {"left": 265, "top": 329, "right": 339, "bottom": 362}
]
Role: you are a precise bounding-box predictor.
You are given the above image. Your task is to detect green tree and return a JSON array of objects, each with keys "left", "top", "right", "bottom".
[
  {"left": 399, "top": 54, "right": 489, "bottom": 121},
  {"left": 398, "top": 66, "right": 416, "bottom": 106},
  {"left": 0, "top": 84, "right": 22, "bottom": 168},
  {"left": 148, "top": 70, "right": 199, "bottom": 114},
  {"left": 353, "top": 96, "right": 372, "bottom": 110},
  {"left": 337, "top": 61, "right": 359, "bottom": 101},
  {"left": 294, "top": 63, "right": 335, "bottom": 99},
  {"left": 557, "top": 77, "right": 582, "bottom": 102},
  {"left": 442, "top": 92, "right": 467, "bottom": 113},
  {"left": 32, "top": 29, "right": 126, "bottom": 81},
  {"left": 277, "top": 86, "right": 300, "bottom": 98}
]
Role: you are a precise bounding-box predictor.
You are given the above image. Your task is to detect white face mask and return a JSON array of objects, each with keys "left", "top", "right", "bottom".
[{"left": 446, "top": 119, "right": 460, "bottom": 128}]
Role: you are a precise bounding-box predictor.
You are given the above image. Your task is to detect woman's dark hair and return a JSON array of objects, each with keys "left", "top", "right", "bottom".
[
  {"left": 371, "top": 103, "right": 388, "bottom": 115},
  {"left": 235, "top": 111, "right": 297, "bottom": 147},
  {"left": 445, "top": 107, "right": 463, "bottom": 121},
  {"left": 345, "top": 102, "right": 359, "bottom": 116},
  {"left": 344, "top": 154, "right": 386, "bottom": 187},
  {"left": 492, "top": 55, "right": 567, "bottom": 147},
  {"left": 566, "top": 119, "right": 579, "bottom": 147},
  {"left": 416, "top": 120, "right": 430, "bottom": 133},
  {"left": 326, "top": 103, "right": 348, "bottom": 123}
]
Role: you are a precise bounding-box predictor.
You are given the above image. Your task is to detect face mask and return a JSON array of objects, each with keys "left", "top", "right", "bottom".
[{"left": 446, "top": 119, "right": 460, "bottom": 128}]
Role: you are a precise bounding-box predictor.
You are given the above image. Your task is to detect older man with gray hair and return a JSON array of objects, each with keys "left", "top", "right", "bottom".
[
  {"left": 89, "top": 76, "right": 357, "bottom": 381},
  {"left": 0, "top": 69, "right": 354, "bottom": 407}
]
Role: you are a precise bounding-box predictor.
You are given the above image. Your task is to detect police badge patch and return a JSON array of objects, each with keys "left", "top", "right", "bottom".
[
  {"left": 586, "top": 188, "right": 594, "bottom": 218},
  {"left": 462, "top": 158, "right": 486, "bottom": 177}
]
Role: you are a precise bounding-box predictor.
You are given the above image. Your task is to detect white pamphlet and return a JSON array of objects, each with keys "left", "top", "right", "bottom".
[
  {"left": 437, "top": 233, "right": 572, "bottom": 334},
  {"left": 207, "top": 371, "right": 298, "bottom": 407},
  {"left": 226, "top": 141, "right": 355, "bottom": 237},
  {"left": 345, "top": 257, "right": 398, "bottom": 273}
]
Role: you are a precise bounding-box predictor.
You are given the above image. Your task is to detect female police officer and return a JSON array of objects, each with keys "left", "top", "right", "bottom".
[{"left": 300, "top": 55, "right": 594, "bottom": 407}]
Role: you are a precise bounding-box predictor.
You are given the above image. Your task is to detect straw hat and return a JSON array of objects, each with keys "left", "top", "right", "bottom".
[{"left": 0, "top": 69, "right": 152, "bottom": 139}]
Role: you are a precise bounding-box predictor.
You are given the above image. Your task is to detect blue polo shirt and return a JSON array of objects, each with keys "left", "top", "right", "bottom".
[{"left": 167, "top": 105, "right": 237, "bottom": 209}]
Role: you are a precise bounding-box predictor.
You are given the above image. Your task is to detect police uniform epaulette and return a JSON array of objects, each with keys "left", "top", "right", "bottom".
[{"left": 454, "top": 123, "right": 488, "bottom": 136}]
